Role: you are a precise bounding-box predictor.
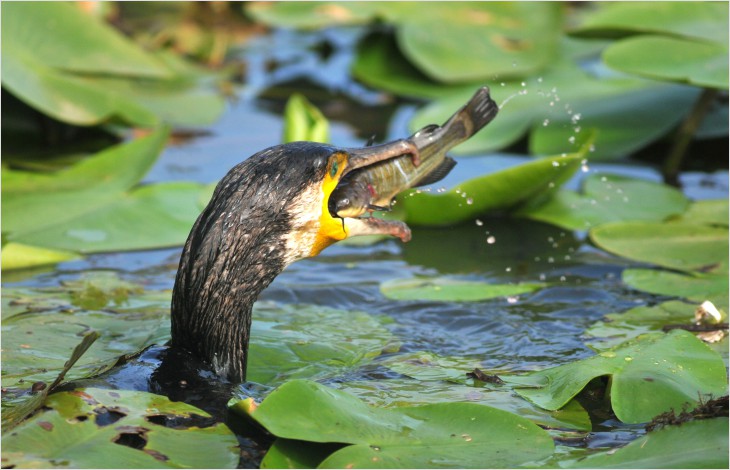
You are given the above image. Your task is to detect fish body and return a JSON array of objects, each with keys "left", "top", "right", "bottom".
[{"left": 329, "top": 87, "right": 498, "bottom": 219}]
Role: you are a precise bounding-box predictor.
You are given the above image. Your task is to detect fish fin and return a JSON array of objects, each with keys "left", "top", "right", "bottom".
[
  {"left": 414, "top": 157, "right": 457, "bottom": 187},
  {"left": 367, "top": 204, "right": 390, "bottom": 212}
]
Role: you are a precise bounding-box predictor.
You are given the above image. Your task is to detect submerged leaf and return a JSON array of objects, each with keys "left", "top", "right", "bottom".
[
  {"left": 512, "top": 330, "right": 728, "bottom": 424},
  {"left": 233, "top": 379, "right": 554, "bottom": 468},
  {"left": 247, "top": 302, "right": 396, "bottom": 386},
  {"left": 563, "top": 418, "right": 729, "bottom": 469},
  {"left": 1, "top": 388, "right": 239, "bottom": 468},
  {"left": 380, "top": 277, "right": 543, "bottom": 302}
]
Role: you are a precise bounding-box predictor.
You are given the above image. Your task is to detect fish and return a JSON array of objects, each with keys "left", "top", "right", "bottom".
[{"left": 329, "top": 86, "right": 498, "bottom": 220}]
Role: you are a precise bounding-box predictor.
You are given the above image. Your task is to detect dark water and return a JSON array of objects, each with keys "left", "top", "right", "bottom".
[{"left": 4, "top": 27, "right": 728, "bottom": 467}]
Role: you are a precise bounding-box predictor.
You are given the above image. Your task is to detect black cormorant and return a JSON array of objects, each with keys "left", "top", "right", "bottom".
[{"left": 170, "top": 139, "right": 420, "bottom": 382}]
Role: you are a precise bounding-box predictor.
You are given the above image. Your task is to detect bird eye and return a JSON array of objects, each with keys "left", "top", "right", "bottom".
[{"left": 330, "top": 160, "right": 339, "bottom": 177}]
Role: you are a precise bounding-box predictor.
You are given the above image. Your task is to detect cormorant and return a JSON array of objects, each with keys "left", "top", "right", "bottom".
[{"left": 170, "top": 139, "right": 420, "bottom": 382}]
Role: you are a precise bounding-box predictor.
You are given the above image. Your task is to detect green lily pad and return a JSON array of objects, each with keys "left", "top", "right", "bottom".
[
  {"left": 261, "top": 439, "right": 339, "bottom": 469},
  {"left": 401, "top": 153, "right": 583, "bottom": 226},
  {"left": 563, "top": 418, "right": 729, "bottom": 469},
  {"left": 1, "top": 284, "right": 170, "bottom": 393},
  {"left": 15, "top": 181, "right": 207, "bottom": 253},
  {"left": 512, "top": 330, "right": 728, "bottom": 424},
  {"left": 232, "top": 379, "right": 554, "bottom": 468},
  {"left": 1, "top": 2, "right": 225, "bottom": 127},
  {"left": 571, "top": 2, "right": 728, "bottom": 44},
  {"left": 0, "top": 242, "right": 79, "bottom": 271},
  {"left": 590, "top": 221, "right": 728, "bottom": 273},
  {"left": 519, "top": 173, "right": 689, "bottom": 230},
  {"left": 1, "top": 2, "right": 171, "bottom": 78},
  {"left": 411, "top": 58, "right": 700, "bottom": 159},
  {"left": 247, "top": 302, "right": 397, "bottom": 386},
  {"left": 623, "top": 269, "right": 729, "bottom": 311},
  {"left": 603, "top": 35, "right": 728, "bottom": 90},
  {"left": 380, "top": 277, "right": 543, "bottom": 302},
  {"left": 393, "top": 2, "right": 562, "bottom": 83},
  {"left": 4, "top": 127, "right": 212, "bottom": 254},
  {"left": 674, "top": 199, "right": 729, "bottom": 227},
  {"left": 2, "top": 331, "right": 100, "bottom": 432},
  {"left": 249, "top": 2, "right": 562, "bottom": 82},
  {"left": 372, "top": 351, "right": 592, "bottom": 431},
  {"left": 352, "top": 33, "right": 473, "bottom": 100},
  {"left": 283, "top": 93, "right": 329, "bottom": 144},
  {"left": 1, "top": 388, "right": 239, "bottom": 468}
]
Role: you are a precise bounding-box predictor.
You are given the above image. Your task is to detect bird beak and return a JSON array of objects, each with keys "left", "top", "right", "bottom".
[{"left": 344, "top": 139, "right": 420, "bottom": 174}]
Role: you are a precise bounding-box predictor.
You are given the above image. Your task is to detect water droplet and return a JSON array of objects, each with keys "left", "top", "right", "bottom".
[
  {"left": 559, "top": 275, "right": 566, "bottom": 282},
  {"left": 537, "top": 77, "right": 543, "bottom": 83},
  {"left": 486, "top": 236, "right": 496, "bottom": 244},
  {"left": 500, "top": 82, "right": 506, "bottom": 87},
  {"left": 534, "top": 256, "right": 541, "bottom": 261},
  {"left": 475, "top": 219, "right": 483, "bottom": 226},
  {"left": 512, "top": 61, "right": 517, "bottom": 68},
  {"left": 600, "top": 176, "right": 607, "bottom": 182},
  {"left": 574, "top": 126, "right": 581, "bottom": 133},
  {"left": 521, "top": 81, "right": 526, "bottom": 87},
  {"left": 466, "top": 197, "right": 473, "bottom": 205},
  {"left": 542, "top": 119, "right": 549, "bottom": 126},
  {"left": 552, "top": 161, "right": 559, "bottom": 167},
  {"left": 548, "top": 182, "right": 555, "bottom": 188},
  {"left": 507, "top": 296, "right": 519, "bottom": 304},
  {"left": 549, "top": 101, "right": 555, "bottom": 107},
  {"left": 564, "top": 255, "right": 571, "bottom": 261},
  {"left": 539, "top": 273, "right": 546, "bottom": 281},
  {"left": 568, "top": 136, "right": 576, "bottom": 144},
  {"left": 581, "top": 163, "right": 590, "bottom": 173},
  {"left": 589, "top": 145, "right": 596, "bottom": 152},
  {"left": 505, "top": 267, "right": 511, "bottom": 272},
  {"left": 548, "top": 257, "right": 554, "bottom": 263},
  {"left": 624, "top": 356, "right": 633, "bottom": 362},
  {"left": 461, "top": 433, "right": 473, "bottom": 442}
]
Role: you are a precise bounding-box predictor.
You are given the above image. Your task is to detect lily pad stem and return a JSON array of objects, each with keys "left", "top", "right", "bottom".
[{"left": 663, "top": 88, "right": 719, "bottom": 187}]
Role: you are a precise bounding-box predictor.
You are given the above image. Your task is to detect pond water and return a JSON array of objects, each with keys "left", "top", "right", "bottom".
[{"left": 3, "top": 27, "right": 728, "bottom": 467}]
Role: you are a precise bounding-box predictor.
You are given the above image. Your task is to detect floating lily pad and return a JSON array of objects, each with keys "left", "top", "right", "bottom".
[
  {"left": 1, "top": 2, "right": 225, "bottom": 127},
  {"left": 512, "top": 330, "right": 728, "bottom": 424},
  {"left": 603, "top": 35, "right": 728, "bottom": 90},
  {"left": 410, "top": 58, "right": 700, "bottom": 159},
  {"left": 261, "top": 439, "right": 339, "bottom": 469},
  {"left": 622, "top": 269, "right": 729, "bottom": 311},
  {"left": 563, "top": 418, "right": 729, "bottom": 469},
  {"left": 232, "top": 379, "right": 554, "bottom": 468},
  {"left": 585, "top": 301, "right": 696, "bottom": 351},
  {"left": 283, "top": 93, "right": 329, "bottom": 143},
  {"left": 2, "top": 331, "right": 100, "bottom": 432},
  {"left": 674, "top": 199, "right": 729, "bottom": 227},
  {"left": 249, "top": 2, "right": 562, "bottom": 82},
  {"left": 380, "top": 277, "right": 543, "bottom": 302},
  {"left": 339, "top": 374, "right": 591, "bottom": 431},
  {"left": 4, "top": 128, "right": 212, "bottom": 256},
  {"left": 0, "top": 242, "right": 79, "bottom": 271},
  {"left": 1, "top": 284, "right": 170, "bottom": 393},
  {"left": 590, "top": 221, "right": 728, "bottom": 273},
  {"left": 247, "top": 302, "right": 397, "bottom": 386},
  {"left": 519, "top": 173, "right": 689, "bottom": 230},
  {"left": 401, "top": 153, "right": 583, "bottom": 227},
  {"left": 1, "top": 388, "right": 239, "bottom": 468},
  {"left": 571, "top": 2, "right": 728, "bottom": 44}
]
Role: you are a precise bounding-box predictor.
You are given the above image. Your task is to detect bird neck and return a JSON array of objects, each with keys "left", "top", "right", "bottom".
[{"left": 170, "top": 171, "right": 291, "bottom": 382}]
